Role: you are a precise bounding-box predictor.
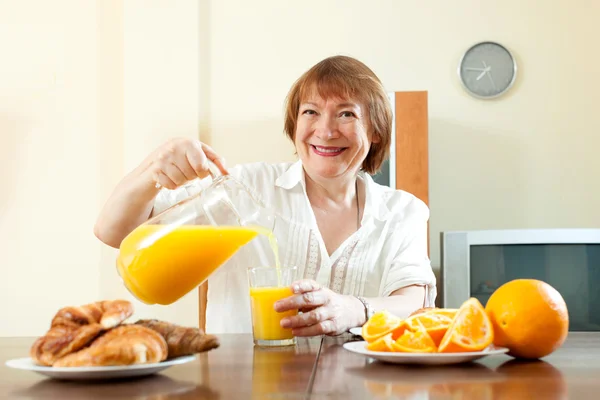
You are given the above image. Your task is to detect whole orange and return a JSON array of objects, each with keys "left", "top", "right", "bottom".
[{"left": 485, "top": 279, "right": 569, "bottom": 359}]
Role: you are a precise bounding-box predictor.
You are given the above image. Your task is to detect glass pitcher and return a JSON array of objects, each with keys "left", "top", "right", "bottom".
[{"left": 116, "top": 169, "right": 277, "bottom": 305}]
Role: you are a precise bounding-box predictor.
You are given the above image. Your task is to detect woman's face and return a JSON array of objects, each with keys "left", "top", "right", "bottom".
[{"left": 295, "top": 94, "right": 377, "bottom": 181}]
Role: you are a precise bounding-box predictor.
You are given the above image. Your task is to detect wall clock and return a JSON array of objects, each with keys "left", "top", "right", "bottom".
[{"left": 458, "top": 41, "right": 517, "bottom": 99}]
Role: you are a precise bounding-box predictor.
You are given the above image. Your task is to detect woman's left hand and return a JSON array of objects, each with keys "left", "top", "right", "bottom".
[{"left": 273, "top": 279, "right": 366, "bottom": 337}]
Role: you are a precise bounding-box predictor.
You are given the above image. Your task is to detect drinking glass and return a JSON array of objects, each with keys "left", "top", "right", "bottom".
[{"left": 248, "top": 266, "right": 298, "bottom": 347}]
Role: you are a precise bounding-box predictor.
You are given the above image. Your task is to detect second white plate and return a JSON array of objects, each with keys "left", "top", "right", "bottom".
[
  {"left": 343, "top": 341, "right": 509, "bottom": 365},
  {"left": 349, "top": 327, "right": 362, "bottom": 336},
  {"left": 5, "top": 355, "right": 196, "bottom": 381}
]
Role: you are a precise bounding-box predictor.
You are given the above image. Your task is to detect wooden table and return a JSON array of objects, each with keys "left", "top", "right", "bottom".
[{"left": 1, "top": 333, "right": 599, "bottom": 399}]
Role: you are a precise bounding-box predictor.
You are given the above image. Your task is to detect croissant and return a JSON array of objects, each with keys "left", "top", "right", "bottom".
[
  {"left": 135, "top": 319, "right": 220, "bottom": 358},
  {"left": 30, "top": 299, "right": 134, "bottom": 366},
  {"left": 30, "top": 324, "right": 104, "bottom": 366},
  {"left": 53, "top": 325, "right": 168, "bottom": 367},
  {"left": 51, "top": 300, "right": 134, "bottom": 329}
]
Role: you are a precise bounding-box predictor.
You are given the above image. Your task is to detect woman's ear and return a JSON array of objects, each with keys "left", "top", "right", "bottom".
[{"left": 371, "top": 132, "right": 381, "bottom": 144}]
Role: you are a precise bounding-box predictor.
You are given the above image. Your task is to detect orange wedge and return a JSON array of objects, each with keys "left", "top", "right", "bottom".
[
  {"left": 429, "top": 308, "right": 459, "bottom": 320},
  {"left": 410, "top": 307, "right": 459, "bottom": 320},
  {"left": 391, "top": 320, "right": 437, "bottom": 353},
  {"left": 366, "top": 333, "right": 395, "bottom": 352},
  {"left": 438, "top": 298, "right": 494, "bottom": 353},
  {"left": 362, "top": 311, "right": 402, "bottom": 343},
  {"left": 409, "top": 307, "right": 436, "bottom": 317},
  {"left": 405, "top": 312, "right": 453, "bottom": 347}
]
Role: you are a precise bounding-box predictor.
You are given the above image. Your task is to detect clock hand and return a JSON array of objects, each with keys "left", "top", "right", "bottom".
[
  {"left": 486, "top": 69, "right": 497, "bottom": 91},
  {"left": 465, "top": 67, "right": 486, "bottom": 71},
  {"left": 476, "top": 66, "right": 491, "bottom": 81}
]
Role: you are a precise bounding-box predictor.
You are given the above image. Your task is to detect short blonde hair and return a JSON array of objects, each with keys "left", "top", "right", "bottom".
[{"left": 284, "top": 55, "right": 393, "bottom": 175}]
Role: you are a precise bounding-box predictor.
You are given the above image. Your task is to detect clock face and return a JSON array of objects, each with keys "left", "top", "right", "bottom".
[{"left": 459, "top": 41, "right": 517, "bottom": 99}]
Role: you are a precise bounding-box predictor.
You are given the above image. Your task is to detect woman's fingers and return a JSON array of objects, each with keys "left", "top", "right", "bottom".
[
  {"left": 274, "top": 289, "right": 328, "bottom": 313},
  {"left": 153, "top": 171, "right": 177, "bottom": 190},
  {"left": 186, "top": 140, "right": 211, "bottom": 178},
  {"left": 175, "top": 155, "right": 199, "bottom": 181},
  {"left": 151, "top": 138, "right": 228, "bottom": 188},
  {"left": 280, "top": 307, "right": 331, "bottom": 329},
  {"left": 201, "top": 143, "right": 228, "bottom": 175},
  {"left": 290, "top": 280, "right": 321, "bottom": 294},
  {"left": 291, "top": 320, "right": 339, "bottom": 337},
  {"left": 160, "top": 162, "right": 188, "bottom": 187}
]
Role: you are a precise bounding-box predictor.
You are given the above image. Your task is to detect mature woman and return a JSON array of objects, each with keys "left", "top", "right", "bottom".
[{"left": 95, "top": 55, "right": 436, "bottom": 336}]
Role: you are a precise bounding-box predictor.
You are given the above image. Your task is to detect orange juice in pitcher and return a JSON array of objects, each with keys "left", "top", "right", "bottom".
[
  {"left": 116, "top": 173, "right": 278, "bottom": 306},
  {"left": 117, "top": 224, "right": 259, "bottom": 305}
]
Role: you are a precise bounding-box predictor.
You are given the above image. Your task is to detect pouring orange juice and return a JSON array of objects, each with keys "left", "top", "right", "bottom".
[
  {"left": 115, "top": 172, "right": 297, "bottom": 346},
  {"left": 116, "top": 173, "right": 280, "bottom": 305}
]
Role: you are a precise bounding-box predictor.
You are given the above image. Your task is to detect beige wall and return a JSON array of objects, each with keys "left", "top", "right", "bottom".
[
  {"left": 0, "top": 1, "right": 102, "bottom": 336},
  {"left": 1, "top": 0, "right": 599, "bottom": 336}
]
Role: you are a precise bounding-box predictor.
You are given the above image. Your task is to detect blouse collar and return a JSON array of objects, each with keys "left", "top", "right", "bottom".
[{"left": 275, "top": 160, "right": 391, "bottom": 222}]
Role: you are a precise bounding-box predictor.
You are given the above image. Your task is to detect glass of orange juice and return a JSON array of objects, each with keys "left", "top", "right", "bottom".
[{"left": 248, "top": 266, "right": 298, "bottom": 347}]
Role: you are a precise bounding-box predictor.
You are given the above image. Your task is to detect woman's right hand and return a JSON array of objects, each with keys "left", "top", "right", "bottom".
[{"left": 147, "top": 138, "right": 228, "bottom": 190}]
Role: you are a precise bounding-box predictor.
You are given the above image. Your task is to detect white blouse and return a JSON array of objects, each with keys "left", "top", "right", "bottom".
[{"left": 153, "top": 161, "right": 437, "bottom": 334}]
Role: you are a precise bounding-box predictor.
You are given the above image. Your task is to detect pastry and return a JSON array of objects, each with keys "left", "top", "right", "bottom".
[
  {"left": 53, "top": 325, "right": 168, "bottom": 367},
  {"left": 51, "top": 300, "right": 134, "bottom": 329},
  {"left": 135, "top": 319, "right": 220, "bottom": 358},
  {"left": 30, "top": 323, "right": 104, "bottom": 366}
]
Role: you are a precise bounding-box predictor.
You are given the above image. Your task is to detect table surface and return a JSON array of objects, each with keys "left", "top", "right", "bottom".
[{"left": 2, "top": 332, "right": 599, "bottom": 399}]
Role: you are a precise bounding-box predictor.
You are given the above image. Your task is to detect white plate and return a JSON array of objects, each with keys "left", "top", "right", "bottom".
[
  {"left": 5, "top": 355, "right": 196, "bottom": 381},
  {"left": 349, "top": 327, "right": 362, "bottom": 337},
  {"left": 343, "top": 341, "right": 509, "bottom": 365}
]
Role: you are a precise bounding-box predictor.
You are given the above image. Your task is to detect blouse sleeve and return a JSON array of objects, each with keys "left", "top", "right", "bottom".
[{"left": 379, "top": 200, "right": 437, "bottom": 307}]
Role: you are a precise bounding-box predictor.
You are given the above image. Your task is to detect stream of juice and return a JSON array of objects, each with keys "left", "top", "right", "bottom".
[{"left": 247, "top": 225, "right": 283, "bottom": 284}]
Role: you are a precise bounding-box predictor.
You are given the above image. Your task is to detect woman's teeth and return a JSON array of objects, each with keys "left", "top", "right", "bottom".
[{"left": 315, "top": 146, "right": 342, "bottom": 153}]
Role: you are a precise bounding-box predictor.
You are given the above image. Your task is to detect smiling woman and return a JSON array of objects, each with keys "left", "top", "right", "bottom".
[{"left": 94, "top": 55, "right": 437, "bottom": 335}]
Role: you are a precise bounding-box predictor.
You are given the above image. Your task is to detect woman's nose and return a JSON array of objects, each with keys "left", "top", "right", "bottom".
[{"left": 315, "top": 114, "right": 339, "bottom": 139}]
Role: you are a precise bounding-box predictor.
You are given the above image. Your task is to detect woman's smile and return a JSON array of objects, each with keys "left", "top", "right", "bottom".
[{"left": 310, "top": 145, "right": 348, "bottom": 157}]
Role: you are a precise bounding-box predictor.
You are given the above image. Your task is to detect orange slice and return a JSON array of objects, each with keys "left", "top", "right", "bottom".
[
  {"left": 438, "top": 298, "right": 494, "bottom": 353},
  {"left": 391, "top": 320, "right": 437, "bottom": 353},
  {"left": 409, "top": 307, "right": 436, "bottom": 317},
  {"left": 405, "top": 312, "right": 453, "bottom": 347},
  {"left": 389, "top": 320, "right": 410, "bottom": 341},
  {"left": 362, "top": 311, "right": 402, "bottom": 343},
  {"left": 429, "top": 308, "right": 459, "bottom": 320},
  {"left": 410, "top": 307, "right": 459, "bottom": 320},
  {"left": 365, "top": 333, "right": 395, "bottom": 352}
]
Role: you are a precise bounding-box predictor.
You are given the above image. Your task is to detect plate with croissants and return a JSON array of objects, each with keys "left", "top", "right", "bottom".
[{"left": 5, "top": 299, "right": 220, "bottom": 380}]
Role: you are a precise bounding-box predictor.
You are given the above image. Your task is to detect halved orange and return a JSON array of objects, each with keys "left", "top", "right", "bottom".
[
  {"left": 438, "top": 298, "right": 494, "bottom": 353},
  {"left": 405, "top": 312, "right": 453, "bottom": 347},
  {"left": 366, "top": 332, "right": 395, "bottom": 352},
  {"left": 362, "top": 311, "right": 402, "bottom": 343},
  {"left": 391, "top": 319, "right": 437, "bottom": 353}
]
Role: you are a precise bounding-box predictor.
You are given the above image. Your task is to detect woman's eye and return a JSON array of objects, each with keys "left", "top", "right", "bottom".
[
  {"left": 340, "top": 111, "right": 356, "bottom": 118},
  {"left": 302, "top": 109, "right": 317, "bottom": 115}
]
